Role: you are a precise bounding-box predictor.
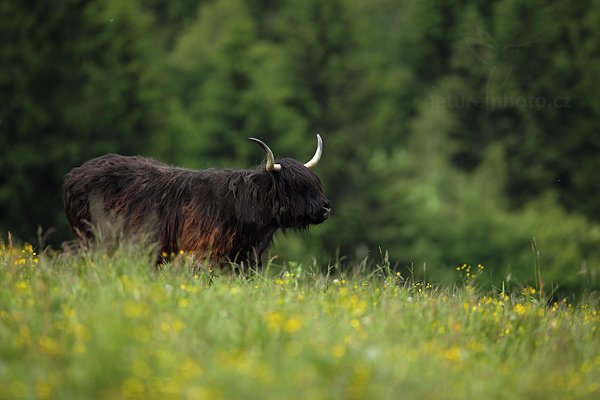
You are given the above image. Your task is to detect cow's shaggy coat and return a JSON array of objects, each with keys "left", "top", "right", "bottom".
[{"left": 64, "top": 141, "right": 330, "bottom": 268}]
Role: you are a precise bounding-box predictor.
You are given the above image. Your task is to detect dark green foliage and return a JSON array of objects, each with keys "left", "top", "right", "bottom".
[
  {"left": 0, "top": 0, "right": 164, "bottom": 241},
  {"left": 446, "top": 1, "right": 600, "bottom": 220},
  {"left": 1, "top": 0, "right": 599, "bottom": 290}
]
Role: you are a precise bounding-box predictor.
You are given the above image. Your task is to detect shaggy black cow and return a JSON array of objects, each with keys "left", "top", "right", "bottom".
[{"left": 63, "top": 135, "right": 330, "bottom": 268}]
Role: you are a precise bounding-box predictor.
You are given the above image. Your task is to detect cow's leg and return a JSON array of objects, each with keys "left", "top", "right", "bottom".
[{"left": 249, "top": 229, "right": 276, "bottom": 272}]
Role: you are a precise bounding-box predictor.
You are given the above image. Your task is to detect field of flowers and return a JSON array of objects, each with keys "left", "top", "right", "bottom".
[{"left": 1, "top": 239, "right": 599, "bottom": 399}]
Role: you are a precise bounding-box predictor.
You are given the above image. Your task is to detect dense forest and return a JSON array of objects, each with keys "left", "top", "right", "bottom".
[{"left": 1, "top": 0, "right": 599, "bottom": 289}]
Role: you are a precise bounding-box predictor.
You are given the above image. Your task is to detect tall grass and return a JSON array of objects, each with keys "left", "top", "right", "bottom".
[{"left": 1, "top": 239, "right": 599, "bottom": 399}]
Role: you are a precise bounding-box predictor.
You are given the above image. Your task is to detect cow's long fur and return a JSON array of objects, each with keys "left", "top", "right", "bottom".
[{"left": 63, "top": 153, "right": 330, "bottom": 267}]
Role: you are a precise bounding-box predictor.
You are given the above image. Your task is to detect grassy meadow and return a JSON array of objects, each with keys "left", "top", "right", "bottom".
[{"left": 1, "top": 239, "right": 599, "bottom": 400}]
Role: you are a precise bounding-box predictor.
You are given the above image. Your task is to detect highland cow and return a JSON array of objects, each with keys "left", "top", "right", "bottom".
[{"left": 63, "top": 135, "right": 331, "bottom": 268}]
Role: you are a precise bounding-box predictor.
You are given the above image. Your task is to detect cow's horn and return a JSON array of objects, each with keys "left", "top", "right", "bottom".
[
  {"left": 249, "top": 137, "right": 282, "bottom": 172},
  {"left": 304, "top": 134, "right": 323, "bottom": 169}
]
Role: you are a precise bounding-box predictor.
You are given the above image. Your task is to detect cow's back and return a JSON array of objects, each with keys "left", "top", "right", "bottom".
[{"left": 63, "top": 154, "right": 168, "bottom": 238}]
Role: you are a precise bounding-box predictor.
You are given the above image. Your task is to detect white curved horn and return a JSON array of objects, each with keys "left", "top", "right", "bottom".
[
  {"left": 248, "top": 137, "right": 282, "bottom": 172},
  {"left": 304, "top": 134, "right": 323, "bottom": 169}
]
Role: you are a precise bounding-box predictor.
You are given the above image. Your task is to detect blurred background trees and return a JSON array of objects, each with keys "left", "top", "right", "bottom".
[{"left": 1, "top": 0, "right": 599, "bottom": 290}]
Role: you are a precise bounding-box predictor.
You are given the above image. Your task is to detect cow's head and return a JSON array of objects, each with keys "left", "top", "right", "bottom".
[{"left": 249, "top": 135, "right": 331, "bottom": 229}]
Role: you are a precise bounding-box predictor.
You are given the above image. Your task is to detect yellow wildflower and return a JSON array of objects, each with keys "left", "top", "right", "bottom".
[
  {"left": 283, "top": 317, "right": 302, "bottom": 333},
  {"left": 264, "top": 311, "right": 284, "bottom": 333},
  {"left": 15, "top": 281, "right": 28, "bottom": 290},
  {"left": 331, "top": 344, "right": 346, "bottom": 358},
  {"left": 443, "top": 346, "right": 462, "bottom": 362},
  {"left": 514, "top": 303, "right": 527, "bottom": 316},
  {"left": 39, "top": 336, "right": 61, "bottom": 356}
]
